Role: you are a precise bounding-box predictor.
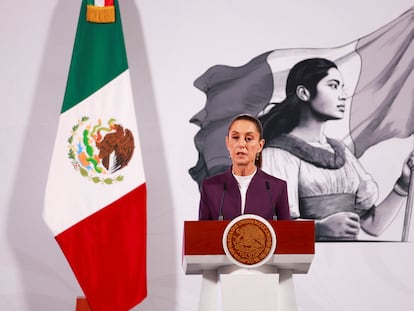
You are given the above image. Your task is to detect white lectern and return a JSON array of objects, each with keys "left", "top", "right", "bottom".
[{"left": 182, "top": 216, "right": 315, "bottom": 311}]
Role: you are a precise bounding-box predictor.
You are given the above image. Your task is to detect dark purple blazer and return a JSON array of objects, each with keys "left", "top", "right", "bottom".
[{"left": 198, "top": 167, "right": 290, "bottom": 221}]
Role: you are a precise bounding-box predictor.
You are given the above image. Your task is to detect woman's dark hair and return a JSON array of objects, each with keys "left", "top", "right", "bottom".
[
  {"left": 228, "top": 113, "right": 264, "bottom": 168},
  {"left": 259, "top": 58, "right": 337, "bottom": 142}
]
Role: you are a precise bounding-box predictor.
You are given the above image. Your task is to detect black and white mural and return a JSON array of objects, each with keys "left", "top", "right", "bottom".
[{"left": 190, "top": 8, "right": 414, "bottom": 241}]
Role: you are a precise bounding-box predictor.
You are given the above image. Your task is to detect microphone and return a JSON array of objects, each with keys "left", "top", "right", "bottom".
[
  {"left": 265, "top": 181, "right": 277, "bottom": 220},
  {"left": 218, "top": 183, "right": 227, "bottom": 221}
]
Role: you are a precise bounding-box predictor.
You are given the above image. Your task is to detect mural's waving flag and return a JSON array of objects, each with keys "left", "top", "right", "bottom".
[
  {"left": 190, "top": 7, "right": 414, "bottom": 185},
  {"left": 44, "top": 1, "right": 147, "bottom": 310}
]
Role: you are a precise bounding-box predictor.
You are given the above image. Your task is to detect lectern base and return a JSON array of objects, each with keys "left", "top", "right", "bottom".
[{"left": 199, "top": 267, "right": 297, "bottom": 311}]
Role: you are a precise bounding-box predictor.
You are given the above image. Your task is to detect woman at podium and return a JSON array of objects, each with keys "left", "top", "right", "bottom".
[{"left": 198, "top": 114, "right": 291, "bottom": 221}]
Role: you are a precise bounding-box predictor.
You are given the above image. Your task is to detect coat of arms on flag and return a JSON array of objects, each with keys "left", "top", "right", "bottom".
[{"left": 68, "top": 116, "right": 135, "bottom": 184}]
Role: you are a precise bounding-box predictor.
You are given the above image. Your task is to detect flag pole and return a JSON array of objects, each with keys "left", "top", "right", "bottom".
[{"left": 401, "top": 138, "right": 414, "bottom": 242}]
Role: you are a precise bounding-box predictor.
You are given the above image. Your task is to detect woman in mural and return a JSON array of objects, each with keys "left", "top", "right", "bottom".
[{"left": 259, "top": 58, "right": 414, "bottom": 241}]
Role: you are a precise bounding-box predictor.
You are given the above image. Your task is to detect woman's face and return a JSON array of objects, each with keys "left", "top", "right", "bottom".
[
  {"left": 226, "top": 119, "right": 264, "bottom": 169},
  {"left": 309, "top": 67, "right": 347, "bottom": 120}
]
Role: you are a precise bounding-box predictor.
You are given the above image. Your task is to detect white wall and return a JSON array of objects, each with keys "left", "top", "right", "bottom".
[{"left": 1, "top": 0, "right": 414, "bottom": 310}]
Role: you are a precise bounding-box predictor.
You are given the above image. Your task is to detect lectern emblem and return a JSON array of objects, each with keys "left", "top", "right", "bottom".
[{"left": 223, "top": 214, "right": 276, "bottom": 268}]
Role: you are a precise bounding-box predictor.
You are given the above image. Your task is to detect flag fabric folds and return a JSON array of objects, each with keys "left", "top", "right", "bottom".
[
  {"left": 189, "top": 7, "right": 414, "bottom": 185},
  {"left": 347, "top": 8, "right": 414, "bottom": 157},
  {"left": 44, "top": 1, "right": 147, "bottom": 310}
]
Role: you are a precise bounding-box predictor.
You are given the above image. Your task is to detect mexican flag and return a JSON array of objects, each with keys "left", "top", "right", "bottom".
[{"left": 44, "top": 0, "right": 147, "bottom": 310}]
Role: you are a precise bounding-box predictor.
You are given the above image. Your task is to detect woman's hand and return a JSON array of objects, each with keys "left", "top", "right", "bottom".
[
  {"left": 398, "top": 151, "right": 414, "bottom": 190},
  {"left": 317, "top": 212, "right": 360, "bottom": 239}
]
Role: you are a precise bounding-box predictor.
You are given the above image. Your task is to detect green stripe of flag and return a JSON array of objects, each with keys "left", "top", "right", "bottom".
[{"left": 62, "top": 0, "right": 127, "bottom": 113}]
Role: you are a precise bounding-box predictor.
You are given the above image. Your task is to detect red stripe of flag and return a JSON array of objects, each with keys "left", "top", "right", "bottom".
[{"left": 56, "top": 184, "right": 147, "bottom": 311}]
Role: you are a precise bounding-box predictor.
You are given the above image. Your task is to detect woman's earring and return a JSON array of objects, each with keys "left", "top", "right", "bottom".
[{"left": 256, "top": 153, "right": 260, "bottom": 160}]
